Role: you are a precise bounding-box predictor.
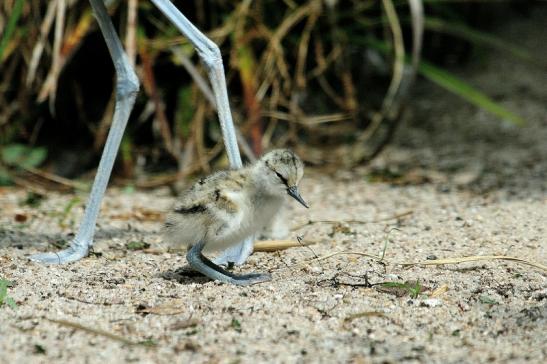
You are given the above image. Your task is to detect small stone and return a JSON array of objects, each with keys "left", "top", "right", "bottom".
[
  {"left": 420, "top": 298, "right": 442, "bottom": 307},
  {"left": 310, "top": 266, "right": 322, "bottom": 274},
  {"left": 14, "top": 213, "right": 28, "bottom": 222}
]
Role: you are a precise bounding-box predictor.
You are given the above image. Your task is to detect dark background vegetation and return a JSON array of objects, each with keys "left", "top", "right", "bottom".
[{"left": 0, "top": 0, "right": 544, "bottom": 189}]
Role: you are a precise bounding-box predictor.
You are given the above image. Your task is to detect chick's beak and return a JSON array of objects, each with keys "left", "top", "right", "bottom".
[{"left": 287, "top": 186, "right": 309, "bottom": 208}]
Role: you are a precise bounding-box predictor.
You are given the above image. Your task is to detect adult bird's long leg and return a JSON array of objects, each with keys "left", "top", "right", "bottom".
[
  {"left": 187, "top": 242, "right": 271, "bottom": 286},
  {"left": 150, "top": 0, "right": 241, "bottom": 168},
  {"left": 30, "top": 0, "right": 140, "bottom": 264},
  {"left": 150, "top": 0, "right": 253, "bottom": 266}
]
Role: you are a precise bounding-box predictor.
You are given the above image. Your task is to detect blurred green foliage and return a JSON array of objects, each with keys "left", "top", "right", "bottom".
[
  {"left": 0, "top": 144, "right": 47, "bottom": 185},
  {"left": 0, "top": 278, "right": 17, "bottom": 310},
  {"left": 0, "top": 0, "right": 537, "bottom": 184}
]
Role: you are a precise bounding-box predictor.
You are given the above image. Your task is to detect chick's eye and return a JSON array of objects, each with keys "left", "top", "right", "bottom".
[{"left": 275, "top": 171, "right": 288, "bottom": 186}]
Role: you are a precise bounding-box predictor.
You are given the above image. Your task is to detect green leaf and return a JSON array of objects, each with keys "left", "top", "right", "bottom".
[
  {"left": 1, "top": 144, "right": 47, "bottom": 169},
  {"left": 123, "top": 184, "right": 136, "bottom": 194},
  {"left": 126, "top": 241, "right": 150, "bottom": 251},
  {"left": 381, "top": 282, "right": 408, "bottom": 289},
  {"left": 379, "top": 281, "right": 424, "bottom": 298},
  {"left": 0, "top": 166, "right": 13, "bottom": 186},
  {"left": 22, "top": 147, "right": 47, "bottom": 168},
  {"left": 479, "top": 295, "right": 498, "bottom": 305},
  {"left": 1, "top": 144, "right": 26, "bottom": 165},
  {"left": 137, "top": 339, "right": 157, "bottom": 347},
  {"left": 0, "top": 278, "right": 15, "bottom": 308},
  {"left": 5, "top": 296, "right": 17, "bottom": 309},
  {"left": 34, "top": 344, "right": 47, "bottom": 355},
  {"left": 409, "top": 281, "right": 422, "bottom": 299},
  {"left": 231, "top": 318, "right": 242, "bottom": 332},
  {"left": 21, "top": 192, "right": 45, "bottom": 208},
  {"left": 0, "top": 281, "right": 7, "bottom": 303}
]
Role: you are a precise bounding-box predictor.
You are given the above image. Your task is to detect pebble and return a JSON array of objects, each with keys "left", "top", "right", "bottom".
[
  {"left": 420, "top": 298, "right": 443, "bottom": 308},
  {"left": 310, "top": 266, "right": 322, "bottom": 274}
]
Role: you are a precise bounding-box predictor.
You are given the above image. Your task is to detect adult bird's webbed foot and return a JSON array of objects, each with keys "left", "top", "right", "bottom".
[
  {"left": 29, "top": 240, "right": 89, "bottom": 264},
  {"left": 187, "top": 241, "right": 271, "bottom": 286}
]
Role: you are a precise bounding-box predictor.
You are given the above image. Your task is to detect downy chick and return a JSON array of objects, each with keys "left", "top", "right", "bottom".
[{"left": 164, "top": 149, "right": 308, "bottom": 285}]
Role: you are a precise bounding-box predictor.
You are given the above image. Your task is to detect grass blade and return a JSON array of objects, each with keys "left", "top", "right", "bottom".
[
  {"left": 360, "top": 37, "right": 525, "bottom": 126},
  {"left": 401, "top": 255, "right": 547, "bottom": 272},
  {"left": 408, "top": 0, "right": 424, "bottom": 73},
  {"left": 418, "top": 61, "right": 525, "bottom": 126},
  {"left": 381, "top": 0, "right": 406, "bottom": 107},
  {"left": 47, "top": 318, "right": 156, "bottom": 346},
  {"left": 0, "top": 0, "right": 25, "bottom": 62},
  {"left": 423, "top": 17, "right": 543, "bottom": 67}
]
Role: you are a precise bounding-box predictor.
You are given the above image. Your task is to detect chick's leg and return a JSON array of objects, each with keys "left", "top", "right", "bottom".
[
  {"left": 215, "top": 207, "right": 289, "bottom": 266},
  {"left": 151, "top": 0, "right": 251, "bottom": 266},
  {"left": 187, "top": 241, "right": 271, "bottom": 286},
  {"left": 213, "top": 237, "right": 254, "bottom": 266}
]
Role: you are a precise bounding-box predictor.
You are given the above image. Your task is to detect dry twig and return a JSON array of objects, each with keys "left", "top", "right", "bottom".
[
  {"left": 46, "top": 318, "right": 155, "bottom": 346},
  {"left": 253, "top": 239, "right": 318, "bottom": 252},
  {"left": 402, "top": 255, "right": 547, "bottom": 273}
]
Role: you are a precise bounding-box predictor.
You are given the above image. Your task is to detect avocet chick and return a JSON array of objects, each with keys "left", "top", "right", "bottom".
[{"left": 164, "top": 149, "right": 308, "bottom": 285}]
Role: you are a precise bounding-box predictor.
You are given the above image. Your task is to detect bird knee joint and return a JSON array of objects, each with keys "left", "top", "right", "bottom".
[
  {"left": 201, "top": 44, "right": 223, "bottom": 71},
  {"left": 116, "top": 78, "right": 139, "bottom": 99}
]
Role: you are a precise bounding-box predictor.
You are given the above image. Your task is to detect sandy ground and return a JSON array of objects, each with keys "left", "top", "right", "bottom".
[{"left": 1, "top": 9, "right": 546, "bottom": 364}]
